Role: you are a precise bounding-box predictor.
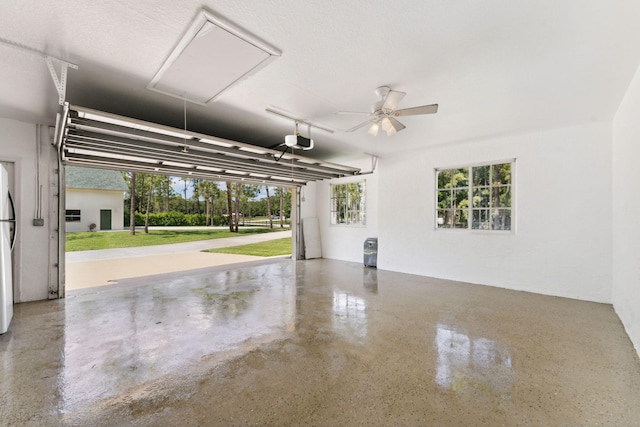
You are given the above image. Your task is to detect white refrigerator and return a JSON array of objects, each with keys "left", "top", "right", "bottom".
[{"left": 0, "top": 164, "right": 15, "bottom": 334}]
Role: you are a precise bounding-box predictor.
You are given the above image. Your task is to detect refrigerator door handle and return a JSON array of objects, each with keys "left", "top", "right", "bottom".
[{"left": 7, "top": 191, "right": 16, "bottom": 252}]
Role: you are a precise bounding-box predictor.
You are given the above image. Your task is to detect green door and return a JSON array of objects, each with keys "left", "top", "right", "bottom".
[{"left": 100, "top": 209, "right": 112, "bottom": 230}]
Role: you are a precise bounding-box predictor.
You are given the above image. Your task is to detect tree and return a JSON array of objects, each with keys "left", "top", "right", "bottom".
[
  {"left": 213, "top": 196, "right": 228, "bottom": 218},
  {"left": 129, "top": 172, "right": 136, "bottom": 235},
  {"left": 226, "top": 181, "right": 235, "bottom": 232},
  {"left": 234, "top": 182, "right": 241, "bottom": 228},
  {"left": 197, "top": 180, "right": 220, "bottom": 226},
  {"left": 247, "top": 198, "right": 267, "bottom": 217},
  {"left": 240, "top": 184, "right": 261, "bottom": 219},
  {"left": 191, "top": 178, "right": 202, "bottom": 215},
  {"left": 277, "top": 187, "right": 285, "bottom": 228},
  {"left": 157, "top": 176, "right": 173, "bottom": 212},
  {"left": 181, "top": 177, "right": 189, "bottom": 213},
  {"left": 265, "top": 185, "right": 273, "bottom": 229},
  {"left": 144, "top": 174, "right": 154, "bottom": 234},
  {"left": 437, "top": 168, "right": 469, "bottom": 228}
]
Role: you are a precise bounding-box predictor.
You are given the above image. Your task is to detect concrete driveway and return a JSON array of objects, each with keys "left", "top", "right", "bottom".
[{"left": 65, "top": 230, "right": 292, "bottom": 291}]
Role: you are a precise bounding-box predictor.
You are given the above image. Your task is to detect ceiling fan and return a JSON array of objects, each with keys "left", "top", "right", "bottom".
[{"left": 344, "top": 86, "right": 438, "bottom": 136}]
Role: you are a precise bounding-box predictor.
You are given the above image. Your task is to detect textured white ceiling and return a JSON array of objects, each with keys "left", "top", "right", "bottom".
[{"left": 1, "top": 0, "right": 639, "bottom": 162}]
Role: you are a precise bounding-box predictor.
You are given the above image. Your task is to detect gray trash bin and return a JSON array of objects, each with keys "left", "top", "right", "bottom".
[{"left": 364, "top": 238, "right": 378, "bottom": 268}]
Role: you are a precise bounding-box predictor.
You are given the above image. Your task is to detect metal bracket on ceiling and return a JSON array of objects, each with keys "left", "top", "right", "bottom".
[
  {"left": 46, "top": 56, "right": 78, "bottom": 105},
  {"left": 0, "top": 37, "right": 78, "bottom": 106},
  {"left": 265, "top": 108, "right": 334, "bottom": 134},
  {"left": 357, "top": 153, "right": 378, "bottom": 176}
]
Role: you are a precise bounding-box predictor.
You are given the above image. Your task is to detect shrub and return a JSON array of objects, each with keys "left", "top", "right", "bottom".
[{"left": 124, "top": 211, "right": 229, "bottom": 227}]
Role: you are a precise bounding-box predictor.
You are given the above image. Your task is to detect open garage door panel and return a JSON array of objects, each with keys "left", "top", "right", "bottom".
[{"left": 57, "top": 104, "right": 360, "bottom": 186}]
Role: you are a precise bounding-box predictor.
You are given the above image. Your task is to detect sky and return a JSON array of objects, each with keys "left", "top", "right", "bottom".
[
  {"left": 171, "top": 176, "right": 193, "bottom": 199},
  {"left": 170, "top": 177, "right": 268, "bottom": 200}
]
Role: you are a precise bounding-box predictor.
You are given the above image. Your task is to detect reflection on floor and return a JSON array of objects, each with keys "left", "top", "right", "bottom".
[{"left": 1, "top": 258, "right": 640, "bottom": 426}]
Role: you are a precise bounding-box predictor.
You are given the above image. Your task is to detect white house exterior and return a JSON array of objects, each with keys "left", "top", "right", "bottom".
[{"left": 65, "top": 166, "right": 127, "bottom": 232}]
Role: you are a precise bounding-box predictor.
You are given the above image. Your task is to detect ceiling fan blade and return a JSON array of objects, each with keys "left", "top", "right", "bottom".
[
  {"left": 394, "top": 104, "right": 438, "bottom": 116},
  {"left": 382, "top": 90, "right": 406, "bottom": 111},
  {"left": 389, "top": 117, "right": 406, "bottom": 132},
  {"left": 346, "top": 119, "right": 375, "bottom": 133}
]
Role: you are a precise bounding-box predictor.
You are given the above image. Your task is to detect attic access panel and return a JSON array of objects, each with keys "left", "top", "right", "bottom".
[
  {"left": 148, "top": 10, "right": 281, "bottom": 105},
  {"left": 56, "top": 104, "right": 360, "bottom": 188}
]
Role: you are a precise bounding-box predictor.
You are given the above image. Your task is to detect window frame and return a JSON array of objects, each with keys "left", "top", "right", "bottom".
[
  {"left": 435, "top": 159, "right": 515, "bottom": 233},
  {"left": 65, "top": 209, "right": 81, "bottom": 222},
  {"left": 329, "top": 180, "right": 366, "bottom": 227}
]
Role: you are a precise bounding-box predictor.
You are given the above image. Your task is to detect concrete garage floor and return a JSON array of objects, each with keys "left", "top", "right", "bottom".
[
  {"left": 65, "top": 230, "right": 292, "bottom": 290},
  {"left": 2, "top": 258, "right": 640, "bottom": 426}
]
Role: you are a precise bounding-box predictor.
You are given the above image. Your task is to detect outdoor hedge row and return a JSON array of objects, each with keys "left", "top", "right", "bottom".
[{"left": 124, "top": 211, "right": 229, "bottom": 227}]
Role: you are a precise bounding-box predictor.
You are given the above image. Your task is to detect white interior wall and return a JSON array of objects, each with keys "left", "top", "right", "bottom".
[
  {"left": 612, "top": 62, "right": 640, "bottom": 356},
  {"left": 310, "top": 157, "right": 379, "bottom": 263},
  {"left": 65, "top": 189, "right": 125, "bottom": 232},
  {"left": 299, "top": 182, "right": 317, "bottom": 221},
  {"left": 0, "top": 118, "right": 57, "bottom": 302},
  {"left": 364, "top": 122, "right": 613, "bottom": 303}
]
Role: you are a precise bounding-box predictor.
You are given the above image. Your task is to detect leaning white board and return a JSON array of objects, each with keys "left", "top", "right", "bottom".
[
  {"left": 302, "top": 217, "right": 322, "bottom": 259},
  {"left": 0, "top": 164, "right": 13, "bottom": 334}
]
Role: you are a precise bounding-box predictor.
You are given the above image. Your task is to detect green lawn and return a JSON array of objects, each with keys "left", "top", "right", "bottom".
[
  {"left": 65, "top": 228, "right": 281, "bottom": 252},
  {"left": 203, "top": 237, "right": 292, "bottom": 257}
]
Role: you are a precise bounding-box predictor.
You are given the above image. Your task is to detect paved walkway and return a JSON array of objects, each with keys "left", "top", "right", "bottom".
[
  {"left": 65, "top": 230, "right": 292, "bottom": 291},
  {"left": 66, "top": 230, "right": 292, "bottom": 262}
]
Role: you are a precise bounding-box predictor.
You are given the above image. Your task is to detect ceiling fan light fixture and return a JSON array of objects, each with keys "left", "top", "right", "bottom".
[
  {"left": 368, "top": 122, "right": 380, "bottom": 136},
  {"left": 381, "top": 117, "right": 393, "bottom": 132},
  {"left": 343, "top": 86, "right": 438, "bottom": 135}
]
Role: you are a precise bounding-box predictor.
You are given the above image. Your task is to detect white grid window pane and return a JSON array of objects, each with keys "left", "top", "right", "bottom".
[
  {"left": 330, "top": 181, "right": 366, "bottom": 226},
  {"left": 437, "top": 162, "right": 513, "bottom": 231}
]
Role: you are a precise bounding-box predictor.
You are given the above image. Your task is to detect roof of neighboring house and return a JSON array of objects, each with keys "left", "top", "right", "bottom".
[{"left": 65, "top": 166, "right": 128, "bottom": 191}]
